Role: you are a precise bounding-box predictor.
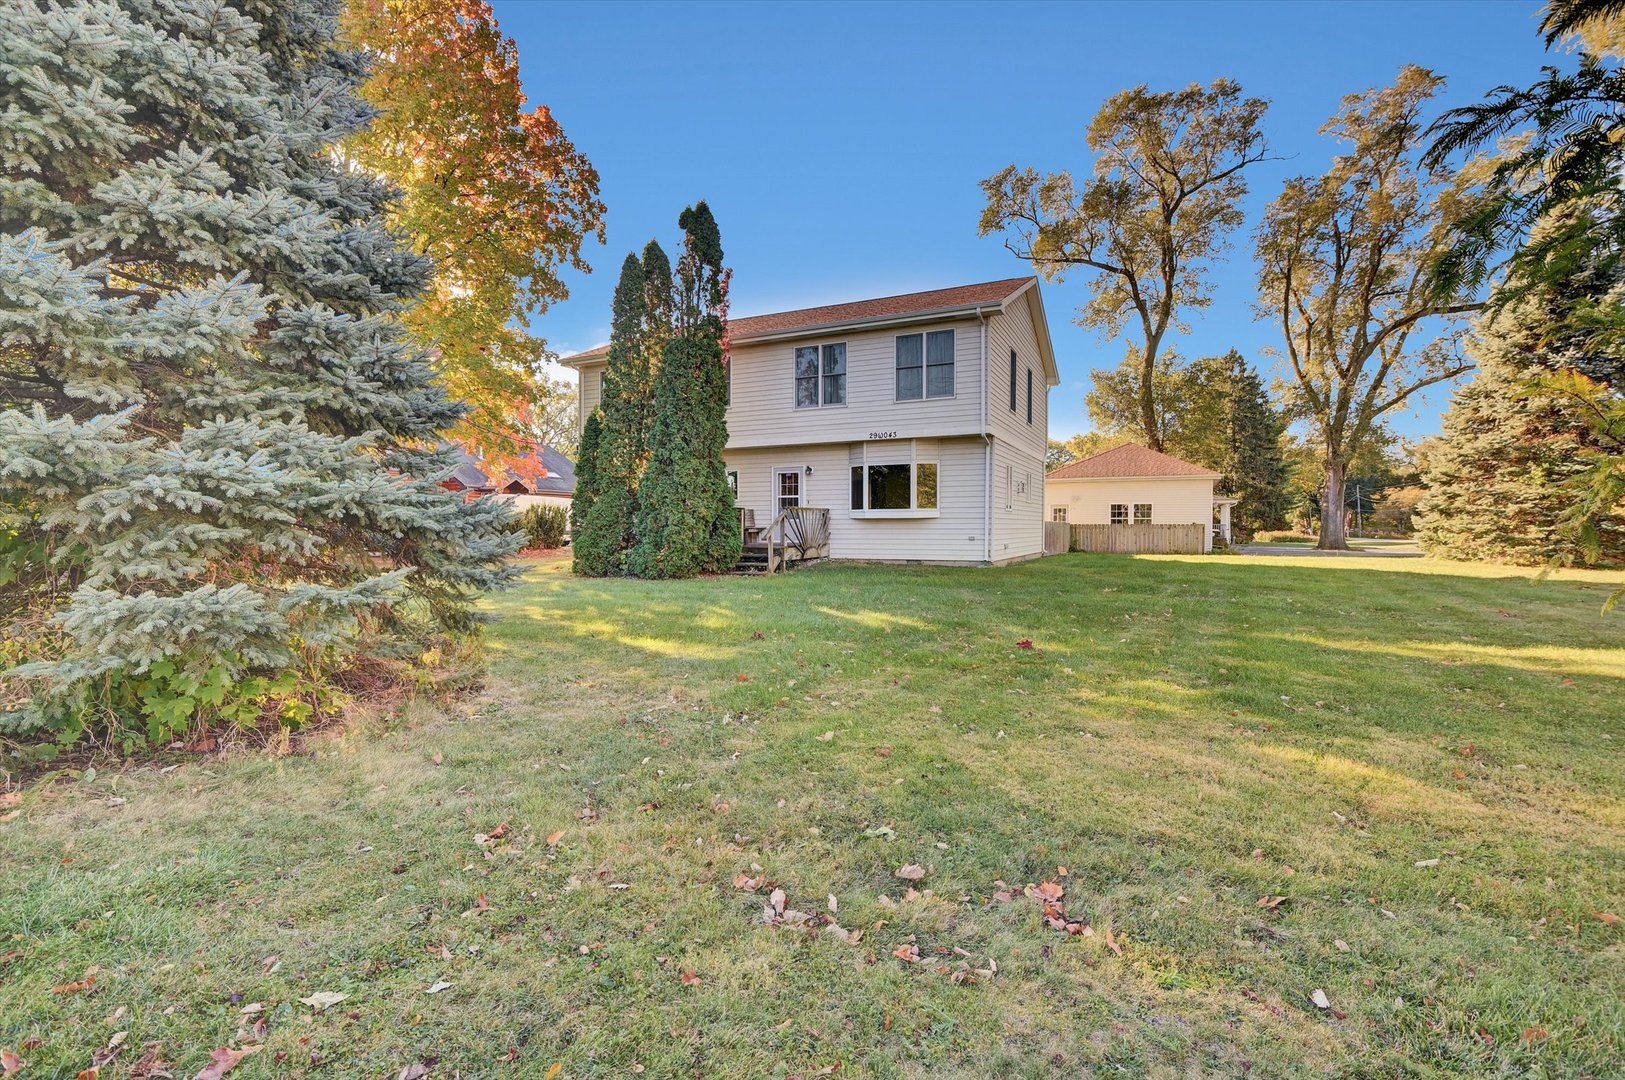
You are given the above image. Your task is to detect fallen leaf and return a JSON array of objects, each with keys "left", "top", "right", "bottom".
[
  {"left": 1104, "top": 926, "right": 1123, "bottom": 956},
  {"left": 1016, "top": 639, "right": 1034, "bottom": 649},
  {"left": 735, "top": 673, "right": 749, "bottom": 682},
  {"left": 195, "top": 1045, "right": 259, "bottom": 1079},
  {"left": 895, "top": 864, "right": 926, "bottom": 882},
  {"left": 297, "top": 991, "right": 348, "bottom": 1012},
  {"left": 1257, "top": 895, "right": 1288, "bottom": 910},
  {"left": 1413, "top": 858, "right": 1440, "bottom": 869},
  {"left": 816, "top": 731, "right": 834, "bottom": 742},
  {"left": 1310, "top": 989, "right": 1331, "bottom": 1010},
  {"left": 1522, "top": 1027, "right": 1549, "bottom": 1043},
  {"left": 544, "top": 1064, "right": 563, "bottom": 1080},
  {"left": 680, "top": 969, "right": 701, "bottom": 986},
  {"left": 1596, "top": 911, "right": 1620, "bottom": 926},
  {"left": 76, "top": 1070, "right": 99, "bottom": 1080},
  {"left": 1334, "top": 939, "right": 1350, "bottom": 952},
  {"left": 1032, "top": 880, "right": 1064, "bottom": 902},
  {"left": 51, "top": 976, "right": 96, "bottom": 994},
  {"left": 733, "top": 873, "right": 763, "bottom": 892},
  {"left": 1, "top": 1051, "right": 22, "bottom": 1076},
  {"left": 893, "top": 944, "right": 921, "bottom": 963},
  {"left": 425, "top": 981, "right": 453, "bottom": 995},
  {"left": 396, "top": 1065, "right": 429, "bottom": 1080},
  {"left": 546, "top": 830, "right": 566, "bottom": 847}
]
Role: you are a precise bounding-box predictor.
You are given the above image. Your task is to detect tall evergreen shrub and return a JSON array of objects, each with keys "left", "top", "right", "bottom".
[{"left": 629, "top": 203, "right": 741, "bottom": 578}]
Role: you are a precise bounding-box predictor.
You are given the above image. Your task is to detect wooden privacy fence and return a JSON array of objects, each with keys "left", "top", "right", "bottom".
[
  {"left": 1043, "top": 520, "right": 1071, "bottom": 556},
  {"left": 1068, "top": 523, "right": 1206, "bottom": 554}
]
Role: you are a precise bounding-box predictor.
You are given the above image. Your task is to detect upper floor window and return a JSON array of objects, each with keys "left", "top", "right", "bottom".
[
  {"left": 896, "top": 330, "right": 954, "bottom": 400},
  {"left": 795, "top": 343, "right": 846, "bottom": 408},
  {"left": 1026, "top": 368, "right": 1033, "bottom": 424},
  {"left": 1008, "top": 351, "right": 1018, "bottom": 411}
]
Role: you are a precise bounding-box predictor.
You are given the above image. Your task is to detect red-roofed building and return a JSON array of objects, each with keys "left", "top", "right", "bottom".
[
  {"left": 1046, "top": 444, "right": 1235, "bottom": 550},
  {"left": 564, "top": 277, "right": 1059, "bottom": 565}
]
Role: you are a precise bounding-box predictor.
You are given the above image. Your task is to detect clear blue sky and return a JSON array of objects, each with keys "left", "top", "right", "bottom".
[{"left": 495, "top": 0, "right": 1551, "bottom": 442}]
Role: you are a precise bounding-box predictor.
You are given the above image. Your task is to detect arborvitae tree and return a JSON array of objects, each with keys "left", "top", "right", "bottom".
[
  {"left": 1417, "top": 290, "right": 1625, "bottom": 564},
  {"left": 573, "top": 245, "right": 670, "bottom": 575},
  {"left": 1212, "top": 351, "right": 1293, "bottom": 537},
  {"left": 630, "top": 203, "right": 741, "bottom": 578},
  {"left": 570, "top": 408, "right": 603, "bottom": 542},
  {"left": 0, "top": 0, "right": 518, "bottom": 742}
]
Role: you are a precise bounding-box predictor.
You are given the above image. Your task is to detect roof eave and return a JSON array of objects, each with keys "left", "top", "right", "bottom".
[{"left": 1048, "top": 472, "right": 1221, "bottom": 481}]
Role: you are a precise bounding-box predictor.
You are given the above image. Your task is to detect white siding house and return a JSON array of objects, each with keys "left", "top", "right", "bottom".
[
  {"left": 1045, "top": 444, "right": 1228, "bottom": 552},
  {"left": 565, "top": 277, "right": 1059, "bottom": 566}
]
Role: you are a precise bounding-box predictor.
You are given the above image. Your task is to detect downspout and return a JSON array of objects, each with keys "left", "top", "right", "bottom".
[{"left": 979, "top": 311, "right": 992, "bottom": 566}]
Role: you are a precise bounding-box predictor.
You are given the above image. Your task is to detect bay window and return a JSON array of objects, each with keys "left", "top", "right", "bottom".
[{"left": 849, "top": 460, "right": 939, "bottom": 515}]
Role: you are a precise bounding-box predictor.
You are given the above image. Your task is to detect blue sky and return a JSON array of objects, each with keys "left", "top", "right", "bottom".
[{"left": 496, "top": 0, "right": 1552, "bottom": 441}]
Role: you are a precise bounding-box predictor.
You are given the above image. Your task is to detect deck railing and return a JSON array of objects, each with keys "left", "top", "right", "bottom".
[{"left": 760, "top": 506, "right": 831, "bottom": 571}]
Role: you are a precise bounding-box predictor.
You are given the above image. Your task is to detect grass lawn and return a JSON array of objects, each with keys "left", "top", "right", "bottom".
[{"left": 3, "top": 554, "right": 1623, "bottom": 1078}]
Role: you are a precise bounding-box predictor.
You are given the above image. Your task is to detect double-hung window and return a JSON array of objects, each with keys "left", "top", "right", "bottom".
[
  {"left": 1110, "top": 503, "right": 1129, "bottom": 525},
  {"left": 895, "top": 330, "right": 954, "bottom": 400},
  {"left": 795, "top": 343, "right": 845, "bottom": 407},
  {"left": 1133, "top": 503, "right": 1152, "bottom": 524},
  {"left": 1052, "top": 507, "right": 1068, "bottom": 523}
]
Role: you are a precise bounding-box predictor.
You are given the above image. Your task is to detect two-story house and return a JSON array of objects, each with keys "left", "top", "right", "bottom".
[{"left": 564, "top": 276, "right": 1058, "bottom": 565}]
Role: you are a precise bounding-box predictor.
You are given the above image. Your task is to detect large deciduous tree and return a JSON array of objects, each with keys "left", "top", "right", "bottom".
[
  {"left": 0, "top": 0, "right": 518, "bottom": 744},
  {"left": 339, "top": 0, "right": 605, "bottom": 468},
  {"left": 1255, "top": 66, "right": 1485, "bottom": 550},
  {"left": 979, "top": 80, "right": 1270, "bottom": 450},
  {"left": 630, "top": 203, "right": 740, "bottom": 579}
]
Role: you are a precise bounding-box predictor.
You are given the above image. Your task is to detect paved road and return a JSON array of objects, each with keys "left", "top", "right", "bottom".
[{"left": 1233, "top": 543, "right": 1424, "bottom": 558}]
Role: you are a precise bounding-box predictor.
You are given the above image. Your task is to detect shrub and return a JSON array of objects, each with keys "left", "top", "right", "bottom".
[
  {"left": 516, "top": 504, "right": 569, "bottom": 550},
  {"left": 1252, "top": 530, "right": 1314, "bottom": 543}
]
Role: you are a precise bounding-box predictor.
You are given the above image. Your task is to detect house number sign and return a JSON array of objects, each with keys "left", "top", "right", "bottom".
[{"left": 867, "top": 431, "right": 898, "bottom": 440}]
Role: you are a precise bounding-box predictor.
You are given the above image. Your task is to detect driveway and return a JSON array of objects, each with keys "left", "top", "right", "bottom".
[{"left": 1233, "top": 540, "right": 1424, "bottom": 558}]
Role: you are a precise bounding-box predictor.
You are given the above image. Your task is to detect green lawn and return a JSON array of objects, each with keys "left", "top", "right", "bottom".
[{"left": 3, "top": 554, "right": 1623, "bottom": 1079}]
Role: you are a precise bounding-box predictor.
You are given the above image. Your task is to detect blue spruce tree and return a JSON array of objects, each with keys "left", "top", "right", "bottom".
[{"left": 0, "top": 0, "right": 519, "bottom": 744}]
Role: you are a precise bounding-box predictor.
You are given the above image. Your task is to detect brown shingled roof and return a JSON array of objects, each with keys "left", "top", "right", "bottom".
[
  {"left": 563, "top": 277, "right": 1034, "bottom": 363},
  {"left": 1047, "top": 443, "right": 1221, "bottom": 480}
]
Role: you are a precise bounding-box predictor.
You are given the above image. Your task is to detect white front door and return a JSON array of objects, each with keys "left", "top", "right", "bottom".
[{"left": 775, "top": 468, "right": 802, "bottom": 514}]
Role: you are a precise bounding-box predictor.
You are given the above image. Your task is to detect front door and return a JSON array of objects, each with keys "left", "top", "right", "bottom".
[{"left": 775, "top": 468, "right": 802, "bottom": 514}]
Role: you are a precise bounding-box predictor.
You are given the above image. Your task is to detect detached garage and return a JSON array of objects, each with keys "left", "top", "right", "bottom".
[{"left": 1046, "top": 444, "right": 1231, "bottom": 553}]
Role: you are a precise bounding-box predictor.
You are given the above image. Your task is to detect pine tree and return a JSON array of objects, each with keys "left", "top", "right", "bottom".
[
  {"left": 629, "top": 203, "right": 740, "bottom": 578},
  {"left": 572, "top": 244, "right": 670, "bottom": 575},
  {"left": 1417, "top": 291, "right": 1625, "bottom": 564},
  {"left": 0, "top": 0, "right": 519, "bottom": 741},
  {"left": 1212, "top": 351, "right": 1293, "bottom": 537}
]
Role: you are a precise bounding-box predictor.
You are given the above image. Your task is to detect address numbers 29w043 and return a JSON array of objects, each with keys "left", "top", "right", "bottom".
[{"left": 867, "top": 431, "right": 898, "bottom": 440}]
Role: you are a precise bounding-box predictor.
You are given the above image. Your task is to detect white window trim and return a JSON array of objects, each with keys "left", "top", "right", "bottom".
[
  {"left": 1051, "top": 506, "right": 1068, "bottom": 522},
  {"left": 849, "top": 439, "right": 940, "bottom": 519},
  {"left": 792, "top": 340, "right": 849, "bottom": 410},
  {"left": 893, "top": 329, "right": 957, "bottom": 403}
]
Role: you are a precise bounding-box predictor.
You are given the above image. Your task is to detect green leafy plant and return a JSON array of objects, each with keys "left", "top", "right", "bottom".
[{"left": 514, "top": 504, "right": 569, "bottom": 550}]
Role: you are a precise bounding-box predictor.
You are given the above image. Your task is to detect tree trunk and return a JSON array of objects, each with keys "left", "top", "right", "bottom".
[
  {"left": 1318, "top": 459, "right": 1349, "bottom": 550},
  {"left": 1139, "top": 345, "right": 1162, "bottom": 451}
]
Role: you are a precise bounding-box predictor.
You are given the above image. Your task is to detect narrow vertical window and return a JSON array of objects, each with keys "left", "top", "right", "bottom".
[
  {"left": 925, "top": 330, "right": 955, "bottom": 397},
  {"left": 850, "top": 466, "right": 864, "bottom": 511},
  {"left": 1004, "top": 464, "right": 1013, "bottom": 509},
  {"left": 821, "top": 343, "right": 846, "bottom": 405},
  {"left": 1026, "top": 368, "right": 1033, "bottom": 424},
  {"left": 916, "top": 463, "right": 938, "bottom": 509},
  {"left": 895, "top": 333, "right": 923, "bottom": 400},
  {"left": 794, "top": 346, "right": 819, "bottom": 408},
  {"left": 1008, "top": 350, "right": 1018, "bottom": 411}
]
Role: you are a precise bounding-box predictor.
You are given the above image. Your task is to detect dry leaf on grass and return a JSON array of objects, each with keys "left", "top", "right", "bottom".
[
  {"left": 680, "top": 969, "right": 701, "bottom": 986},
  {"left": 1522, "top": 1027, "right": 1549, "bottom": 1043},
  {"left": 1596, "top": 911, "right": 1619, "bottom": 926},
  {"left": 297, "top": 991, "right": 347, "bottom": 1012},
  {"left": 892, "top": 944, "right": 921, "bottom": 963},
  {"left": 1257, "top": 895, "right": 1288, "bottom": 910},
  {"left": 545, "top": 829, "right": 566, "bottom": 847},
  {"left": 895, "top": 864, "right": 926, "bottom": 881},
  {"left": 1, "top": 1051, "right": 22, "bottom": 1076},
  {"left": 195, "top": 1045, "right": 259, "bottom": 1079}
]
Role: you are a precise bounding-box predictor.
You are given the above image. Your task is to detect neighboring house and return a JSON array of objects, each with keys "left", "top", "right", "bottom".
[
  {"left": 1046, "top": 444, "right": 1234, "bottom": 552},
  {"left": 564, "top": 277, "right": 1059, "bottom": 565},
  {"left": 442, "top": 445, "right": 576, "bottom": 512}
]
